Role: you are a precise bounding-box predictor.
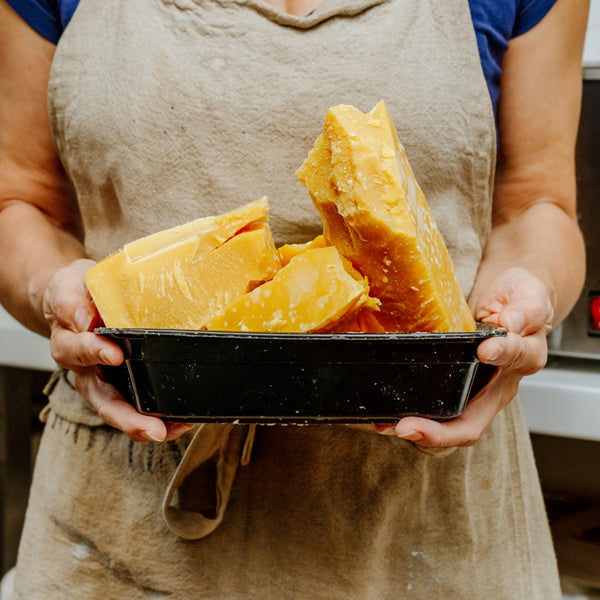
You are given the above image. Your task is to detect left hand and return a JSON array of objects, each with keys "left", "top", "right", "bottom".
[
  {"left": 376, "top": 268, "right": 553, "bottom": 448},
  {"left": 43, "top": 259, "right": 195, "bottom": 443}
]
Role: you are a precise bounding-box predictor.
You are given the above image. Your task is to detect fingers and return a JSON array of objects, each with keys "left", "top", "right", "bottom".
[
  {"left": 477, "top": 330, "right": 548, "bottom": 376},
  {"left": 43, "top": 259, "right": 99, "bottom": 332},
  {"left": 377, "top": 330, "right": 546, "bottom": 448},
  {"left": 501, "top": 293, "right": 552, "bottom": 335},
  {"left": 375, "top": 268, "right": 554, "bottom": 449},
  {"left": 480, "top": 297, "right": 552, "bottom": 338},
  {"left": 379, "top": 370, "right": 520, "bottom": 448},
  {"left": 164, "top": 422, "right": 196, "bottom": 441},
  {"left": 44, "top": 259, "right": 124, "bottom": 371},
  {"left": 473, "top": 268, "right": 553, "bottom": 335},
  {"left": 50, "top": 328, "right": 123, "bottom": 370},
  {"left": 376, "top": 331, "right": 546, "bottom": 448},
  {"left": 475, "top": 268, "right": 550, "bottom": 376},
  {"left": 44, "top": 259, "right": 194, "bottom": 443},
  {"left": 74, "top": 369, "right": 169, "bottom": 442},
  {"left": 72, "top": 367, "right": 195, "bottom": 443}
]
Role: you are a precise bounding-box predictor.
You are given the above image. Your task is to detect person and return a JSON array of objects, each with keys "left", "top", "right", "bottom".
[{"left": 0, "top": 0, "right": 589, "bottom": 597}]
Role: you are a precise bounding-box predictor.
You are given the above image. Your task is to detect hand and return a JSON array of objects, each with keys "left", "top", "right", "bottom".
[
  {"left": 376, "top": 268, "right": 553, "bottom": 448},
  {"left": 43, "top": 259, "right": 194, "bottom": 442}
]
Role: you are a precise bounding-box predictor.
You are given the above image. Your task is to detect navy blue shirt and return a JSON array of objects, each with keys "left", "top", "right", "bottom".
[{"left": 7, "top": 0, "right": 557, "bottom": 118}]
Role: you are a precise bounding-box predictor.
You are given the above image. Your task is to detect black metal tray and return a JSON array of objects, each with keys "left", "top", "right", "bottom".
[{"left": 97, "top": 323, "right": 505, "bottom": 423}]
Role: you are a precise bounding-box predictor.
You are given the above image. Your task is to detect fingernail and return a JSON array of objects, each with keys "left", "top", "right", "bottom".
[
  {"left": 397, "top": 430, "right": 424, "bottom": 441},
  {"left": 507, "top": 310, "right": 525, "bottom": 334},
  {"left": 144, "top": 430, "right": 164, "bottom": 442},
  {"left": 378, "top": 426, "right": 397, "bottom": 436},
  {"left": 99, "top": 348, "right": 120, "bottom": 365},
  {"left": 487, "top": 344, "right": 504, "bottom": 360},
  {"left": 74, "top": 308, "right": 92, "bottom": 332},
  {"left": 487, "top": 342, "right": 503, "bottom": 361}
]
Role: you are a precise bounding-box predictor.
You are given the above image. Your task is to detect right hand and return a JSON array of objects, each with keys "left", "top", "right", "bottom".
[{"left": 42, "top": 258, "right": 194, "bottom": 442}]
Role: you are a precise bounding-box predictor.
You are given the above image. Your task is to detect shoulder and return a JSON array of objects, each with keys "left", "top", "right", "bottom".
[
  {"left": 513, "top": 0, "right": 560, "bottom": 37},
  {"left": 469, "top": 0, "right": 556, "bottom": 41},
  {"left": 468, "top": 0, "right": 558, "bottom": 43},
  {"left": 468, "top": 0, "right": 558, "bottom": 117},
  {"left": 4, "top": 0, "right": 79, "bottom": 44}
]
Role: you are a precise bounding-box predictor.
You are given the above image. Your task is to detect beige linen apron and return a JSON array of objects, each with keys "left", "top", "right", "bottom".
[{"left": 13, "top": 0, "right": 561, "bottom": 598}]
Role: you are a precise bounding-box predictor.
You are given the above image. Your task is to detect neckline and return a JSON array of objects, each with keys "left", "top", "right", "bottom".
[
  {"left": 238, "top": 0, "right": 388, "bottom": 29},
  {"left": 259, "top": 0, "right": 325, "bottom": 18}
]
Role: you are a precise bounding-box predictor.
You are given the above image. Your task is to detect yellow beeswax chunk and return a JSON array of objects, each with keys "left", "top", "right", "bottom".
[
  {"left": 86, "top": 199, "right": 281, "bottom": 329},
  {"left": 296, "top": 101, "right": 475, "bottom": 333},
  {"left": 124, "top": 197, "right": 269, "bottom": 261},
  {"left": 277, "top": 235, "right": 326, "bottom": 266},
  {"left": 207, "top": 246, "right": 377, "bottom": 333}
]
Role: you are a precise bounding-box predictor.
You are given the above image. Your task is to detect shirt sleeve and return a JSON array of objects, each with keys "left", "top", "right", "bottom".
[
  {"left": 5, "top": 0, "right": 62, "bottom": 44},
  {"left": 513, "top": 0, "right": 558, "bottom": 38}
]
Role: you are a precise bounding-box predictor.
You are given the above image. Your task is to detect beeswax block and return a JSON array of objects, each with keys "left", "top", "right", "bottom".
[
  {"left": 86, "top": 199, "right": 281, "bottom": 329},
  {"left": 277, "top": 235, "right": 326, "bottom": 266},
  {"left": 207, "top": 247, "right": 376, "bottom": 333},
  {"left": 296, "top": 101, "right": 475, "bottom": 333}
]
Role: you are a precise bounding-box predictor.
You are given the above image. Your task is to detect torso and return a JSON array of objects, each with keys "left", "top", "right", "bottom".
[{"left": 48, "top": 0, "right": 496, "bottom": 295}]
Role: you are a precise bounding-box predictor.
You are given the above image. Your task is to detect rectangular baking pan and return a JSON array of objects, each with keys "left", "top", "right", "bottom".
[{"left": 97, "top": 323, "right": 505, "bottom": 423}]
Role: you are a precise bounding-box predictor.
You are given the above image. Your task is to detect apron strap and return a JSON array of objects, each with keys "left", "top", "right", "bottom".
[{"left": 162, "top": 423, "right": 256, "bottom": 539}]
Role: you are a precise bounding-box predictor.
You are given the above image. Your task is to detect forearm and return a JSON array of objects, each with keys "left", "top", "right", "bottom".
[
  {"left": 470, "top": 200, "right": 585, "bottom": 327},
  {"left": 0, "top": 200, "right": 87, "bottom": 336}
]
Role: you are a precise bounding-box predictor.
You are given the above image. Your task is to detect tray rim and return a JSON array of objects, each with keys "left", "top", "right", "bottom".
[{"left": 95, "top": 322, "right": 506, "bottom": 343}]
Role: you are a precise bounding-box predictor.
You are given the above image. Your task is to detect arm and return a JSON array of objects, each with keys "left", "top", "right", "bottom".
[
  {"left": 0, "top": 0, "right": 84, "bottom": 335},
  {"left": 470, "top": 0, "right": 587, "bottom": 326},
  {"left": 0, "top": 0, "right": 192, "bottom": 442},
  {"left": 381, "top": 0, "right": 589, "bottom": 447}
]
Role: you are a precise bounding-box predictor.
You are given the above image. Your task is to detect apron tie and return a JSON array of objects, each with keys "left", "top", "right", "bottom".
[
  {"left": 162, "top": 422, "right": 256, "bottom": 539},
  {"left": 241, "top": 423, "right": 257, "bottom": 466}
]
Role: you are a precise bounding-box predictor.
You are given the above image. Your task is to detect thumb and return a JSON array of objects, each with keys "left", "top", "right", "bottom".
[
  {"left": 498, "top": 307, "right": 526, "bottom": 335},
  {"left": 495, "top": 293, "right": 553, "bottom": 337},
  {"left": 474, "top": 269, "right": 553, "bottom": 336},
  {"left": 44, "top": 259, "right": 99, "bottom": 333}
]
